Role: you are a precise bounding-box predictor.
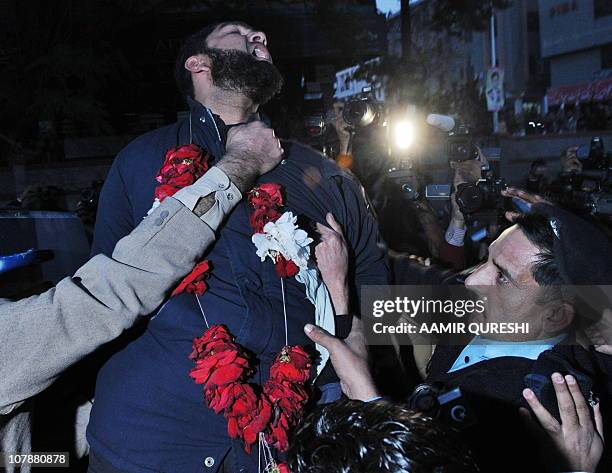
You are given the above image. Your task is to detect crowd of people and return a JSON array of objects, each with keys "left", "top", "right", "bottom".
[
  {"left": 509, "top": 102, "right": 612, "bottom": 136},
  {"left": 1, "top": 19, "right": 612, "bottom": 473}
]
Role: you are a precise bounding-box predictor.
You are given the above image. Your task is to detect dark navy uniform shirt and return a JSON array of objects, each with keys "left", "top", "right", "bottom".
[{"left": 87, "top": 98, "right": 389, "bottom": 473}]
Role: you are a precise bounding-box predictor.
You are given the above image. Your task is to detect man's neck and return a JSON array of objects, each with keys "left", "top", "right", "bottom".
[{"left": 195, "top": 92, "right": 258, "bottom": 125}]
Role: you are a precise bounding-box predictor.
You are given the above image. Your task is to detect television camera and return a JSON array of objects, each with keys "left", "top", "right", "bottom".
[{"left": 546, "top": 137, "right": 612, "bottom": 216}]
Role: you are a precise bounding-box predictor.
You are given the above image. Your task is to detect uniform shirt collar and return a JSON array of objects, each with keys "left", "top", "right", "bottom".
[
  {"left": 186, "top": 96, "right": 228, "bottom": 144},
  {"left": 448, "top": 333, "right": 567, "bottom": 373}
]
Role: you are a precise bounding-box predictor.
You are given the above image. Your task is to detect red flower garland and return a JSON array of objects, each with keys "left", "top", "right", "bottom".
[
  {"left": 263, "top": 346, "right": 311, "bottom": 451},
  {"left": 153, "top": 144, "right": 212, "bottom": 296},
  {"left": 248, "top": 183, "right": 299, "bottom": 279},
  {"left": 155, "top": 144, "right": 210, "bottom": 199},
  {"left": 189, "top": 183, "right": 312, "bottom": 455},
  {"left": 190, "top": 325, "right": 312, "bottom": 453}
]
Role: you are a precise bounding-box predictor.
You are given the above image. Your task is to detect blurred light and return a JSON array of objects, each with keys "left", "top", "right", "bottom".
[
  {"left": 470, "top": 227, "right": 488, "bottom": 242},
  {"left": 394, "top": 120, "right": 414, "bottom": 150}
]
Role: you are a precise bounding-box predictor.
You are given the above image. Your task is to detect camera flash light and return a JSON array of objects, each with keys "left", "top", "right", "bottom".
[{"left": 394, "top": 120, "right": 414, "bottom": 150}]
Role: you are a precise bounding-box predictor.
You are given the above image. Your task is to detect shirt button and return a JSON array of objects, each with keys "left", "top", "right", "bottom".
[
  {"left": 227, "top": 193, "right": 234, "bottom": 200},
  {"left": 204, "top": 457, "right": 215, "bottom": 468},
  {"left": 160, "top": 210, "right": 169, "bottom": 218},
  {"left": 154, "top": 218, "right": 163, "bottom": 226},
  {"left": 217, "top": 183, "right": 225, "bottom": 189},
  {"left": 200, "top": 116, "right": 206, "bottom": 123},
  {"left": 281, "top": 159, "right": 287, "bottom": 165},
  {"left": 464, "top": 356, "right": 470, "bottom": 363}
]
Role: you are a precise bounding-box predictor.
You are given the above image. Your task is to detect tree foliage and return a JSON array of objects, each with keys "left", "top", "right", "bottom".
[
  {"left": 0, "top": 0, "right": 510, "bottom": 164},
  {"left": 0, "top": 0, "right": 132, "bottom": 162},
  {"left": 429, "top": 0, "right": 513, "bottom": 37}
]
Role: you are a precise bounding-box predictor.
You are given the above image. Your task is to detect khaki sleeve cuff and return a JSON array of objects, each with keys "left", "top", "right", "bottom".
[{"left": 173, "top": 166, "right": 242, "bottom": 232}]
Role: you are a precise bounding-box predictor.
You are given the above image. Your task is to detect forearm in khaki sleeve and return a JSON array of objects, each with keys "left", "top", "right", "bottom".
[{"left": 0, "top": 198, "right": 214, "bottom": 413}]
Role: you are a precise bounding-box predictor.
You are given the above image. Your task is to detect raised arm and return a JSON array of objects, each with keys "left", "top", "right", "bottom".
[{"left": 0, "top": 121, "right": 283, "bottom": 413}]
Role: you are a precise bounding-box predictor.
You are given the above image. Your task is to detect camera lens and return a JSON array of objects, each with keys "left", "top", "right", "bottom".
[
  {"left": 401, "top": 182, "right": 420, "bottom": 200},
  {"left": 343, "top": 100, "right": 378, "bottom": 127},
  {"left": 456, "top": 183, "right": 484, "bottom": 214}
]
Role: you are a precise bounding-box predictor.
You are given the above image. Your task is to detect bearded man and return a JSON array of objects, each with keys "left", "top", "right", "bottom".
[{"left": 87, "top": 22, "right": 388, "bottom": 473}]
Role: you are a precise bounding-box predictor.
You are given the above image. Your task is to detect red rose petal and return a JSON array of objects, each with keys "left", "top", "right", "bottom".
[
  {"left": 274, "top": 257, "right": 299, "bottom": 279},
  {"left": 171, "top": 260, "right": 211, "bottom": 296},
  {"left": 207, "top": 364, "right": 247, "bottom": 387}
]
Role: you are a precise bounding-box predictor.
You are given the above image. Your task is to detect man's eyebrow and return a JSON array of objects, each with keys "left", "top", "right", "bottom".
[
  {"left": 217, "top": 22, "right": 250, "bottom": 33},
  {"left": 216, "top": 23, "right": 238, "bottom": 32},
  {"left": 492, "top": 259, "right": 517, "bottom": 285}
]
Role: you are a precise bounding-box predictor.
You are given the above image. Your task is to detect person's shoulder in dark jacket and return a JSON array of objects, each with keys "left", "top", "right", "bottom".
[
  {"left": 113, "top": 123, "right": 182, "bottom": 176},
  {"left": 282, "top": 140, "right": 390, "bottom": 288},
  {"left": 282, "top": 140, "right": 354, "bottom": 181},
  {"left": 91, "top": 123, "right": 182, "bottom": 257}
]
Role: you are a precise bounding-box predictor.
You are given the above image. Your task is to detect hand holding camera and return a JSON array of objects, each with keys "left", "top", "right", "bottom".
[{"left": 450, "top": 158, "right": 484, "bottom": 225}]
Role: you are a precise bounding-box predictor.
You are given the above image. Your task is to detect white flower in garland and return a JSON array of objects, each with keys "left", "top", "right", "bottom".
[
  {"left": 252, "top": 211, "right": 313, "bottom": 270},
  {"left": 146, "top": 199, "right": 161, "bottom": 216}
]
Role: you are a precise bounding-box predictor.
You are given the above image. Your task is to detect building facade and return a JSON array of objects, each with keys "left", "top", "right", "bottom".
[
  {"left": 386, "top": 0, "right": 546, "bottom": 125},
  {"left": 538, "top": 0, "right": 612, "bottom": 106}
]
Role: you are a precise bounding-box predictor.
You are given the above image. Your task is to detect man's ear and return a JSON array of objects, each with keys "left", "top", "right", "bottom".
[
  {"left": 184, "top": 55, "right": 210, "bottom": 74},
  {"left": 543, "top": 302, "right": 575, "bottom": 334}
]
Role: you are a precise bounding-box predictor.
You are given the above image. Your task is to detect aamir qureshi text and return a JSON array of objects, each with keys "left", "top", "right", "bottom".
[{"left": 372, "top": 321, "right": 530, "bottom": 336}]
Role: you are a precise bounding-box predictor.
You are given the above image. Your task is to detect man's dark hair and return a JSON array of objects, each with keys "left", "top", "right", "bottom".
[
  {"left": 174, "top": 21, "right": 251, "bottom": 98},
  {"left": 515, "top": 213, "right": 563, "bottom": 285},
  {"left": 288, "top": 399, "right": 478, "bottom": 473}
]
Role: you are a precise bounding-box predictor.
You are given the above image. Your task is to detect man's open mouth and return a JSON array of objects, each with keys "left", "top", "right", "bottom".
[{"left": 251, "top": 44, "right": 271, "bottom": 62}]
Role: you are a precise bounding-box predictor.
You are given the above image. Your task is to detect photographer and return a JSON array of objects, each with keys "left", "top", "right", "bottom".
[
  {"left": 437, "top": 158, "right": 484, "bottom": 269},
  {"left": 306, "top": 194, "right": 612, "bottom": 472},
  {"left": 391, "top": 149, "right": 495, "bottom": 274},
  {"left": 525, "top": 159, "right": 549, "bottom": 194},
  {"left": 545, "top": 140, "right": 612, "bottom": 228},
  {"left": 561, "top": 145, "right": 583, "bottom": 174},
  {"left": 332, "top": 99, "right": 447, "bottom": 259}
]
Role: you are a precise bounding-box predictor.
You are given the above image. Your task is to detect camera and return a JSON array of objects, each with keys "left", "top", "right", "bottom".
[
  {"left": 545, "top": 180, "right": 612, "bottom": 216},
  {"left": 455, "top": 177, "right": 508, "bottom": 215},
  {"left": 342, "top": 88, "right": 384, "bottom": 129},
  {"left": 304, "top": 114, "right": 326, "bottom": 138},
  {"left": 447, "top": 124, "right": 478, "bottom": 162},
  {"left": 387, "top": 161, "right": 422, "bottom": 201},
  {"left": 302, "top": 87, "right": 342, "bottom": 159},
  {"left": 426, "top": 115, "right": 478, "bottom": 163},
  {"left": 577, "top": 136, "right": 610, "bottom": 171},
  {"left": 385, "top": 116, "right": 475, "bottom": 201},
  {"left": 408, "top": 383, "right": 476, "bottom": 430},
  {"left": 545, "top": 138, "right": 612, "bottom": 215}
]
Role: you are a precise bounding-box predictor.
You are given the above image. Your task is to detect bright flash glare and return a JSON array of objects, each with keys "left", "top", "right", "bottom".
[{"left": 394, "top": 120, "right": 414, "bottom": 149}]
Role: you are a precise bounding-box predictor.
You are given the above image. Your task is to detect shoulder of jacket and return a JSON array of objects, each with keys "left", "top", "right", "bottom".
[
  {"left": 114, "top": 123, "right": 182, "bottom": 167},
  {"left": 282, "top": 140, "right": 356, "bottom": 183}
]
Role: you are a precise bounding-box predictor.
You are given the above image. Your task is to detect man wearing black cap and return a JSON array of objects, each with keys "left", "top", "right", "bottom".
[
  {"left": 425, "top": 198, "right": 611, "bottom": 471},
  {"left": 306, "top": 190, "right": 612, "bottom": 472}
]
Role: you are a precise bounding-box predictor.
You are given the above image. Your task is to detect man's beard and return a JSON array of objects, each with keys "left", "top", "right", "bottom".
[{"left": 205, "top": 48, "right": 283, "bottom": 106}]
